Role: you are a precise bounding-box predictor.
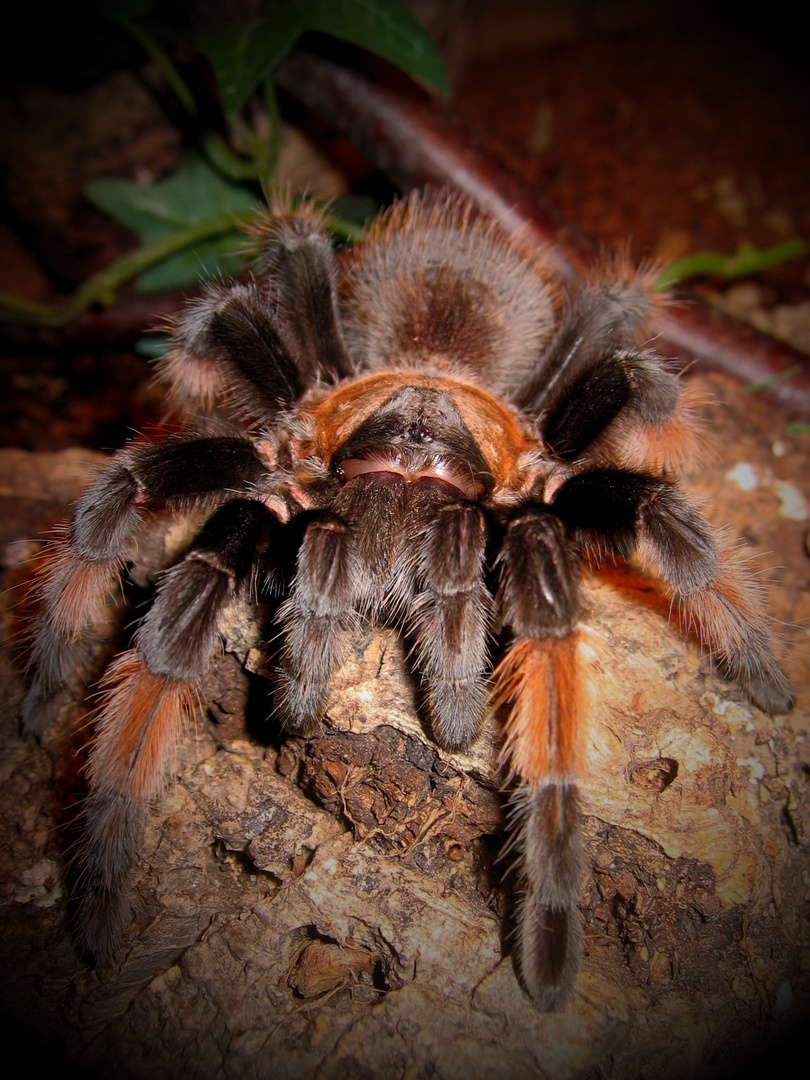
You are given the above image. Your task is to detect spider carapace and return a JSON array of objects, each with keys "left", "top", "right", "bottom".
[{"left": 22, "top": 190, "right": 793, "bottom": 1010}]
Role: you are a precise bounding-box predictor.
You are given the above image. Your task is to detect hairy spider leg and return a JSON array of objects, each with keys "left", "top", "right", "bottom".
[
  {"left": 273, "top": 467, "right": 435, "bottom": 736},
  {"left": 552, "top": 470, "right": 794, "bottom": 714},
  {"left": 159, "top": 203, "right": 351, "bottom": 424},
  {"left": 74, "top": 497, "right": 279, "bottom": 960},
  {"left": 517, "top": 274, "right": 696, "bottom": 474},
  {"left": 480, "top": 274, "right": 688, "bottom": 1010},
  {"left": 21, "top": 438, "right": 266, "bottom": 735},
  {"left": 409, "top": 500, "right": 494, "bottom": 750},
  {"left": 276, "top": 464, "right": 495, "bottom": 753},
  {"left": 492, "top": 507, "right": 587, "bottom": 1011},
  {"left": 274, "top": 509, "right": 364, "bottom": 733},
  {"left": 248, "top": 201, "right": 354, "bottom": 383}
]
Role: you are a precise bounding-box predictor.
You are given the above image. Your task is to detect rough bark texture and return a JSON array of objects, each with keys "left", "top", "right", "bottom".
[{"left": 0, "top": 370, "right": 807, "bottom": 1078}]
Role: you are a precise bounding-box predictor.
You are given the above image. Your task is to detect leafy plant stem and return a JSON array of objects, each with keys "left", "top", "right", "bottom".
[
  {"left": 200, "top": 130, "right": 262, "bottom": 182},
  {"left": 0, "top": 212, "right": 256, "bottom": 328},
  {"left": 113, "top": 14, "right": 199, "bottom": 118},
  {"left": 227, "top": 94, "right": 278, "bottom": 189},
  {"left": 743, "top": 364, "right": 801, "bottom": 395},
  {"left": 656, "top": 238, "right": 808, "bottom": 290}
]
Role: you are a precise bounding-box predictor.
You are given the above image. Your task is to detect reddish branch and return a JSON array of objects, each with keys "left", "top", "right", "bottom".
[
  {"left": 277, "top": 51, "right": 810, "bottom": 420},
  {"left": 6, "top": 52, "right": 808, "bottom": 419}
]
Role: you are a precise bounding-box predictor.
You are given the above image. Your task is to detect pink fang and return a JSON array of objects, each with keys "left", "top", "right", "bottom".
[{"left": 339, "top": 455, "right": 483, "bottom": 500}]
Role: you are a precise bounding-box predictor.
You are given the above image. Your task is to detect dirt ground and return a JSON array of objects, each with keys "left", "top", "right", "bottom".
[{"left": 1, "top": 3, "right": 808, "bottom": 1078}]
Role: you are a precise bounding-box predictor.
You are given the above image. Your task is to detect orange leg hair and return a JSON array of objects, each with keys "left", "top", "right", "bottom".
[
  {"left": 493, "top": 507, "right": 590, "bottom": 1010},
  {"left": 71, "top": 497, "right": 279, "bottom": 960},
  {"left": 492, "top": 634, "right": 592, "bottom": 1011}
]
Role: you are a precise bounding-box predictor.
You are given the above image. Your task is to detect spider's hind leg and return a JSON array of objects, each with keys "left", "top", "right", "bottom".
[
  {"left": 493, "top": 506, "right": 590, "bottom": 1011},
  {"left": 74, "top": 497, "right": 279, "bottom": 961},
  {"left": 161, "top": 202, "right": 352, "bottom": 422},
  {"left": 638, "top": 486, "right": 794, "bottom": 713},
  {"left": 517, "top": 267, "right": 697, "bottom": 474}
]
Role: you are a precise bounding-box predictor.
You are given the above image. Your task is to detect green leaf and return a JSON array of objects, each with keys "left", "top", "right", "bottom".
[
  {"left": 84, "top": 154, "right": 259, "bottom": 291},
  {"left": 199, "top": 14, "right": 300, "bottom": 122},
  {"left": 656, "top": 238, "right": 808, "bottom": 291},
  {"left": 304, "top": 0, "right": 448, "bottom": 94},
  {"left": 199, "top": 0, "right": 448, "bottom": 120},
  {"left": 135, "top": 332, "right": 172, "bottom": 359}
]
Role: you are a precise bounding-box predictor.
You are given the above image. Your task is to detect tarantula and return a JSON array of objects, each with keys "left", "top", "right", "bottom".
[{"left": 22, "top": 189, "right": 793, "bottom": 1010}]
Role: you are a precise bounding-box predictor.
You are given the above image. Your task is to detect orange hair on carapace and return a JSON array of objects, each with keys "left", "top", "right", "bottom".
[{"left": 302, "top": 371, "right": 535, "bottom": 494}]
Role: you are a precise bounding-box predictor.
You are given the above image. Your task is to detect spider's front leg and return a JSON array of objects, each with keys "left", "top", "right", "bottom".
[
  {"left": 492, "top": 506, "right": 587, "bottom": 1011},
  {"left": 276, "top": 484, "right": 494, "bottom": 753},
  {"left": 21, "top": 438, "right": 267, "bottom": 735},
  {"left": 274, "top": 510, "right": 363, "bottom": 733},
  {"left": 75, "top": 496, "right": 279, "bottom": 960}
]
